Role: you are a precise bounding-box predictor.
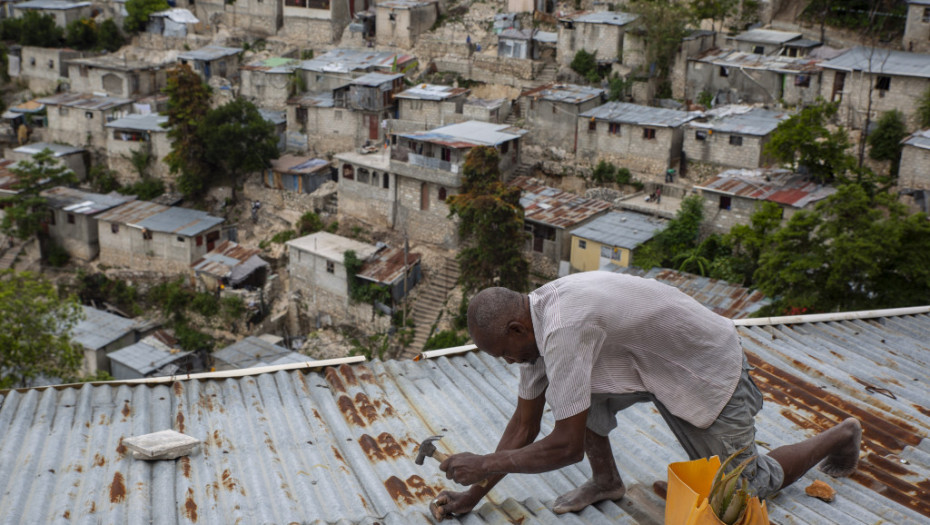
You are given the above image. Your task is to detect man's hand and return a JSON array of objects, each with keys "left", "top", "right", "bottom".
[
  {"left": 430, "top": 490, "right": 480, "bottom": 520},
  {"left": 439, "top": 452, "right": 490, "bottom": 485}
]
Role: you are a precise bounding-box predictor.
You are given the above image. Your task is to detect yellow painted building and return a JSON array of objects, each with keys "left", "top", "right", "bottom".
[{"left": 569, "top": 211, "right": 667, "bottom": 272}]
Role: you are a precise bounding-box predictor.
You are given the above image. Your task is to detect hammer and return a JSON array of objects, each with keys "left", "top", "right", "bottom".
[{"left": 415, "top": 435, "right": 488, "bottom": 486}]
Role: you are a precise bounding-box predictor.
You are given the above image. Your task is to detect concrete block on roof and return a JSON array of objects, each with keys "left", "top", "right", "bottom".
[{"left": 123, "top": 429, "right": 201, "bottom": 460}]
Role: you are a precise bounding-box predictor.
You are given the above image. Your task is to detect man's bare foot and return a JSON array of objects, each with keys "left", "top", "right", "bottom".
[
  {"left": 819, "top": 418, "right": 862, "bottom": 477},
  {"left": 552, "top": 479, "right": 626, "bottom": 514}
]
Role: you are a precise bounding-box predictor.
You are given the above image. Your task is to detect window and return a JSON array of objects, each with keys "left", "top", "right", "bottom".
[
  {"left": 588, "top": 120, "right": 596, "bottom": 132},
  {"left": 29, "top": 57, "right": 36, "bottom": 66},
  {"left": 719, "top": 66, "right": 729, "bottom": 77},
  {"left": 342, "top": 164, "right": 354, "bottom": 180},
  {"left": 875, "top": 76, "right": 891, "bottom": 91},
  {"left": 552, "top": 104, "right": 557, "bottom": 114},
  {"left": 142, "top": 229, "right": 153, "bottom": 240},
  {"left": 370, "top": 171, "right": 380, "bottom": 186},
  {"left": 729, "top": 135, "right": 743, "bottom": 146},
  {"left": 923, "top": 7, "right": 930, "bottom": 22},
  {"left": 383, "top": 172, "right": 390, "bottom": 189},
  {"left": 67, "top": 213, "right": 75, "bottom": 224},
  {"left": 441, "top": 147, "right": 451, "bottom": 162},
  {"left": 48, "top": 59, "right": 54, "bottom": 69},
  {"left": 296, "top": 107, "right": 307, "bottom": 125},
  {"left": 501, "top": 141, "right": 509, "bottom": 154},
  {"left": 326, "top": 261, "right": 335, "bottom": 273},
  {"left": 643, "top": 128, "right": 656, "bottom": 140},
  {"left": 438, "top": 187, "right": 447, "bottom": 201},
  {"left": 719, "top": 195, "right": 732, "bottom": 210},
  {"left": 752, "top": 45, "right": 764, "bottom": 54},
  {"left": 695, "top": 130, "right": 708, "bottom": 141},
  {"left": 196, "top": 235, "right": 203, "bottom": 246},
  {"left": 794, "top": 75, "right": 810, "bottom": 87},
  {"left": 530, "top": 98, "right": 535, "bottom": 110},
  {"left": 85, "top": 112, "right": 94, "bottom": 119},
  {"left": 111, "top": 223, "right": 119, "bottom": 234},
  {"left": 177, "top": 236, "right": 186, "bottom": 243},
  {"left": 578, "top": 239, "right": 586, "bottom": 249},
  {"left": 609, "top": 123, "right": 620, "bottom": 135},
  {"left": 358, "top": 168, "right": 370, "bottom": 184}
]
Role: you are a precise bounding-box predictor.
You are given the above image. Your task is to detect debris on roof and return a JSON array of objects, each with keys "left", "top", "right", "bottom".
[
  {"left": 358, "top": 246, "right": 421, "bottom": 286},
  {"left": 689, "top": 106, "right": 789, "bottom": 136},
  {"left": 520, "top": 83, "right": 604, "bottom": 104},
  {"left": 512, "top": 176, "right": 611, "bottom": 229},
  {"left": 191, "top": 241, "right": 268, "bottom": 286}
]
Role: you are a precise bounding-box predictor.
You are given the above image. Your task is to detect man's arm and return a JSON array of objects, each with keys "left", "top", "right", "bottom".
[{"left": 431, "top": 393, "right": 547, "bottom": 517}]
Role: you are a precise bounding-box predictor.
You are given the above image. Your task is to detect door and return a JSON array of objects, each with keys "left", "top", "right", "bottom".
[
  {"left": 420, "top": 182, "right": 429, "bottom": 211},
  {"left": 831, "top": 72, "right": 845, "bottom": 102},
  {"left": 369, "top": 114, "right": 379, "bottom": 140}
]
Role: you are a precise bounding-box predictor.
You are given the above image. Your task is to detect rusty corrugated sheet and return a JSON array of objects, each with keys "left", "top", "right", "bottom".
[
  {"left": 358, "top": 247, "right": 421, "bottom": 285},
  {"left": 512, "top": 176, "right": 611, "bottom": 229}
]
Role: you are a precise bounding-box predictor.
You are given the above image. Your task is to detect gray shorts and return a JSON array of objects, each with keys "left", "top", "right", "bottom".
[{"left": 587, "top": 356, "right": 785, "bottom": 499}]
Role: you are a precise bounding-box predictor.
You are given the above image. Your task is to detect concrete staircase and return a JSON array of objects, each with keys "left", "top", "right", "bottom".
[
  {"left": 536, "top": 62, "right": 558, "bottom": 84},
  {"left": 402, "top": 257, "right": 460, "bottom": 358},
  {"left": 505, "top": 162, "right": 532, "bottom": 183},
  {"left": 0, "top": 237, "right": 23, "bottom": 270}
]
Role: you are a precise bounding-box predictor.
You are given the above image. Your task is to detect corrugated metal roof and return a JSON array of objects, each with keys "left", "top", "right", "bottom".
[
  {"left": 570, "top": 211, "right": 667, "bottom": 249},
  {"left": 785, "top": 38, "right": 822, "bottom": 48},
  {"left": 108, "top": 338, "right": 191, "bottom": 376},
  {"left": 105, "top": 113, "right": 169, "bottom": 132},
  {"left": 377, "top": 0, "right": 431, "bottom": 8},
  {"left": 213, "top": 336, "right": 308, "bottom": 368},
  {"left": 730, "top": 28, "right": 801, "bottom": 45},
  {"left": 36, "top": 92, "right": 133, "bottom": 111},
  {"left": 300, "top": 49, "right": 416, "bottom": 74},
  {"left": 692, "top": 48, "right": 823, "bottom": 73},
  {"left": 242, "top": 56, "right": 299, "bottom": 72},
  {"left": 534, "top": 30, "right": 558, "bottom": 43},
  {"left": 14, "top": 142, "right": 83, "bottom": 157},
  {"left": 500, "top": 28, "right": 533, "bottom": 40},
  {"left": 151, "top": 7, "right": 199, "bottom": 23},
  {"left": 398, "top": 121, "right": 526, "bottom": 148},
  {"left": 67, "top": 54, "right": 171, "bottom": 71},
  {"left": 696, "top": 168, "right": 838, "bottom": 208},
  {"left": 351, "top": 72, "right": 404, "bottom": 87},
  {"left": 903, "top": 128, "right": 930, "bottom": 150},
  {"left": 191, "top": 241, "right": 267, "bottom": 281},
  {"left": 581, "top": 102, "right": 696, "bottom": 128},
  {"left": 689, "top": 106, "right": 789, "bottom": 136},
  {"left": 464, "top": 97, "right": 505, "bottom": 109},
  {"left": 287, "top": 231, "right": 379, "bottom": 262},
  {"left": 521, "top": 83, "right": 604, "bottom": 104},
  {"left": 2, "top": 309, "right": 929, "bottom": 524},
  {"left": 70, "top": 305, "right": 138, "bottom": 351},
  {"left": 13, "top": 0, "right": 89, "bottom": 9},
  {"left": 396, "top": 84, "right": 469, "bottom": 101},
  {"left": 569, "top": 11, "right": 638, "bottom": 26},
  {"left": 177, "top": 45, "right": 241, "bottom": 62},
  {"left": 271, "top": 155, "right": 330, "bottom": 174},
  {"left": 512, "top": 176, "right": 611, "bottom": 229},
  {"left": 821, "top": 46, "right": 930, "bottom": 78},
  {"left": 41, "top": 186, "right": 136, "bottom": 215},
  {"left": 358, "top": 247, "right": 421, "bottom": 285},
  {"left": 258, "top": 108, "right": 286, "bottom": 125},
  {"left": 95, "top": 201, "right": 224, "bottom": 236},
  {"left": 607, "top": 267, "right": 770, "bottom": 319},
  {"left": 289, "top": 90, "right": 335, "bottom": 108}
]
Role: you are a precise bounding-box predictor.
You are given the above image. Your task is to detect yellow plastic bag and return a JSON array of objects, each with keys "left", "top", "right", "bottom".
[{"left": 665, "top": 456, "right": 770, "bottom": 525}]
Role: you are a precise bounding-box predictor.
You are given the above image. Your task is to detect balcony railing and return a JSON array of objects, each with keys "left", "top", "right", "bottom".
[{"left": 408, "top": 153, "right": 460, "bottom": 173}]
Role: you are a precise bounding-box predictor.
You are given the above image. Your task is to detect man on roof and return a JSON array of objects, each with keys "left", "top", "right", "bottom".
[{"left": 433, "top": 272, "right": 862, "bottom": 518}]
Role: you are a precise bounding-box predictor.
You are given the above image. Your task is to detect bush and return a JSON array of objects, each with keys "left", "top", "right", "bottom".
[
  {"left": 119, "top": 177, "right": 164, "bottom": 200},
  {"left": 615, "top": 167, "right": 632, "bottom": 185},
  {"left": 697, "top": 90, "right": 714, "bottom": 108},
  {"left": 591, "top": 160, "right": 616, "bottom": 185},
  {"left": 571, "top": 49, "right": 599, "bottom": 83},
  {"left": 270, "top": 230, "right": 297, "bottom": 244},
  {"left": 97, "top": 19, "right": 124, "bottom": 52},
  {"left": 191, "top": 292, "right": 220, "bottom": 317},
  {"left": 149, "top": 278, "right": 193, "bottom": 320},
  {"left": 65, "top": 18, "right": 97, "bottom": 50},
  {"left": 88, "top": 165, "right": 121, "bottom": 193},
  {"left": 423, "top": 330, "right": 470, "bottom": 351},
  {"left": 75, "top": 271, "right": 141, "bottom": 316},
  {"left": 44, "top": 239, "right": 70, "bottom": 267},
  {"left": 296, "top": 211, "right": 324, "bottom": 234},
  {"left": 174, "top": 321, "right": 214, "bottom": 352},
  {"left": 221, "top": 295, "right": 246, "bottom": 322}
]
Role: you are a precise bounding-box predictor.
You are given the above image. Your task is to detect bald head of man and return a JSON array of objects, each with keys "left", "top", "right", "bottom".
[{"left": 467, "top": 287, "right": 540, "bottom": 365}]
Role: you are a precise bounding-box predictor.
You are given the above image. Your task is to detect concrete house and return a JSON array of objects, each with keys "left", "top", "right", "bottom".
[
  {"left": 239, "top": 57, "right": 300, "bottom": 110},
  {"left": 70, "top": 305, "right": 139, "bottom": 376},
  {"left": 899, "top": 129, "right": 930, "bottom": 212},
  {"left": 557, "top": 11, "right": 639, "bottom": 67},
  {"left": 281, "top": 0, "right": 369, "bottom": 45},
  {"left": 108, "top": 334, "right": 195, "bottom": 380},
  {"left": 726, "top": 29, "right": 802, "bottom": 55},
  {"left": 685, "top": 49, "right": 823, "bottom": 107},
  {"left": 395, "top": 83, "right": 470, "bottom": 129},
  {"left": 904, "top": 0, "right": 930, "bottom": 53},
  {"left": 264, "top": 154, "right": 332, "bottom": 193},
  {"left": 297, "top": 48, "right": 416, "bottom": 93},
  {"left": 146, "top": 8, "right": 199, "bottom": 37},
  {"left": 36, "top": 92, "right": 132, "bottom": 150},
  {"left": 66, "top": 54, "right": 170, "bottom": 98},
  {"left": 191, "top": 240, "right": 269, "bottom": 292},
  {"left": 820, "top": 46, "right": 930, "bottom": 129},
  {"left": 105, "top": 114, "right": 172, "bottom": 185},
  {"left": 10, "top": 142, "right": 87, "bottom": 180},
  {"left": 577, "top": 102, "right": 697, "bottom": 174},
  {"left": 177, "top": 45, "right": 241, "bottom": 82},
  {"left": 349, "top": 72, "right": 405, "bottom": 143},
  {"left": 682, "top": 106, "right": 789, "bottom": 170},
  {"left": 12, "top": 0, "right": 91, "bottom": 27},
  {"left": 375, "top": 0, "right": 438, "bottom": 48},
  {"left": 512, "top": 176, "right": 610, "bottom": 272},
  {"left": 695, "top": 168, "right": 837, "bottom": 234},
  {"left": 40, "top": 186, "right": 136, "bottom": 261},
  {"left": 498, "top": 28, "right": 539, "bottom": 60},
  {"left": 95, "top": 200, "right": 226, "bottom": 274},
  {"left": 518, "top": 83, "right": 604, "bottom": 148},
  {"left": 287, "top": 91, "right": 361, "bottom": 154},
  {"left": 8, "top": 46, "right": 84, "bottom": 93},
  {"left": 181, "top": 0, "right": 281, "bottom": 37},
  {"left": 462, "top": 97, "right": 510, "bottom": 123},
  {"left": 569, "top": 210, "right": 667, "bottom": 271}
]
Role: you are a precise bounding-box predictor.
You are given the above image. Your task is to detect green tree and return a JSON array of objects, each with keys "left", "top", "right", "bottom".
[
  {"left": 18, "top": 11, "right": 64, "bottom": 47},
  {"left": 627, "top": 0, "right": 692, "bottom": 84},
  {"left": 447, "top": 146, "right": 529, "bottom": 294},
  {"left": 0, "top": 270, "right": 84, "bottom": 388},
  {"left": 65, "top": 18, "right": 97, "bottom": 50},
  {"left": 689, "top": 0, "right": 737, "bottom": 32},
  {"left": 754, "top": 184, "right": 930, "bottom": 314},
  {"left": 607, "top": 74, "right": 631, "bottom": 102},
  {"left": 867, "top": 109, "right": 908, "bottom": 178},
  {"left": 124, "top": 0, "right": 169, "bottom": 33},
  {"left": 570, "top": 49, "right": 600, "bottom": 83},
  {"left": 199, "top": 98, "right": 278, "bottom": 199},
  {"left": 163, "top": 64, "right": 212, "bottom": 199},
  {"left": 0, "top": 149, "right": 76, "bottom": 240},
  {"left": 724, "top": 200, "right": 784, "bottom": 286},
  {"left": 97, "top": 19, "right": 125, "bottom": 52},
  {"left": 918, "top": 86, "right": 930, "bottom": 130},
  {"left": 764, "top": 100, "right": 853, "bottom": 183}
]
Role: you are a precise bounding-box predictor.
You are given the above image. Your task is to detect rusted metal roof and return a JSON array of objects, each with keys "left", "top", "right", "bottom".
[
  {"left": 609, "top": 267, "right": 769, "bottom": 319},
  {"left": 1, "top": 307, "right": 928, "bottom": 523},
  {"left": 696, "top": 168, "right": 837, "bottom": 208},
  {"left": 190, "top": 241, "right": 267, "bottom": 281},
  {"left": 693, "top": 48, "right": 823, "bottom": 73},
  {"left": 512, "top": 176, "right": 611, "bottom": 229},
  {"left": 358, "top": 247, "right": 421, "bottom": 285}
]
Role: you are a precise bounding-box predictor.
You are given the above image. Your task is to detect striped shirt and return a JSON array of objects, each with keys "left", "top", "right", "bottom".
[{"left": 519, "top": 272, "right": 744, "bottom": 429}]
